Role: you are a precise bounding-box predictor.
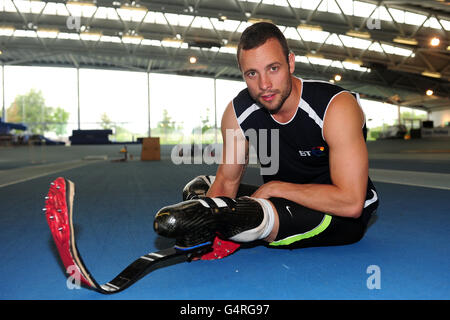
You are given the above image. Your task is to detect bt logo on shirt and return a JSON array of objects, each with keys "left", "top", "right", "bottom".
[{"left": 299, "top": 146, "right": 326, "bottom": 157}]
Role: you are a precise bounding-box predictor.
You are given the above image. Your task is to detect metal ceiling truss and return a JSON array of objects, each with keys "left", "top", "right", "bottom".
[{"left": 0, "top": 0, "right": 449, "bottom": 112}]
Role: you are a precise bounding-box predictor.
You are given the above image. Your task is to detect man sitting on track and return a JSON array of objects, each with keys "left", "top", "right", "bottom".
[{"left": 153, "top": 22, "right": 379, "bottom": 259}]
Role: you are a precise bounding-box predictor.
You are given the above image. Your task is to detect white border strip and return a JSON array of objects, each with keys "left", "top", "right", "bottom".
[
  {"left": 370, "top": 168, "right": 450, "bottom": 190},
  {"left": 298, "top": 98, "right": 323, "bottom": 129},
  {"left": 0, "top": 160, "right": 102, "bottom": 188},
  {"left": 237, "top": 103, "right": 261, "bottom": 125}
]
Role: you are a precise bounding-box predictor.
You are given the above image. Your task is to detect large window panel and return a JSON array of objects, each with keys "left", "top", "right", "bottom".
[
  {"left": 149, "top": 73, "right": 215, "bottom": 144},
  {"left": 3, "top": 66, "right": 77, "bottom": 142},
  {"left": 360, "top": 99, "right": 400, "bottom": 140},
  {"left": 214, "top": 79, "right": 246, "bottom": 143},
  {"left": 79, "top": 69, "right": 148, "bottom": 142}
]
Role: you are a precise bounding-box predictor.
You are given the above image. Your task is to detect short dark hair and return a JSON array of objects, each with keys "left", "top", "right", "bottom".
[{"left": 237, "top": 22, "right": 290, "bottom": 69}]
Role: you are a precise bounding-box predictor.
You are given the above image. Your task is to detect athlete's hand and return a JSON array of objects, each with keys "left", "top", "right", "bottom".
[{"left": 251, "top": 181, "right": 282, "bottom": 199}]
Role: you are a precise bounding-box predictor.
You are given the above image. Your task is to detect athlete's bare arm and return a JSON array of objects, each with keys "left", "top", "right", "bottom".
[
  {"left": 251, "top": 92, "right": 368, "bottom": 218},
  {"left": 206, "top": 102, "right": 249, "bottom": 198}
]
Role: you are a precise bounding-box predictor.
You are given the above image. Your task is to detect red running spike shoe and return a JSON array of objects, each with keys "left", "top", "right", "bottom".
[{"left": 44, "top": 177, "right": 98, "bottom": 289}]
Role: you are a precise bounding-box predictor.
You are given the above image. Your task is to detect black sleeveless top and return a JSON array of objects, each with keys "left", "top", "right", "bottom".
[{"left": 232, "top": 79, "right": 376, "bottom": 195}]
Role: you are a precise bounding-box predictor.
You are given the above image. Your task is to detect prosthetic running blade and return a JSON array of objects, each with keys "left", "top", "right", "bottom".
[{"left": 44, "top": 177, "right": 212, "bottom": 294}]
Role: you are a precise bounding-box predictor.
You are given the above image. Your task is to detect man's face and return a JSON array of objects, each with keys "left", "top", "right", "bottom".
[{"left": 238, "top": 38, "right": 295, "bottom": 114}]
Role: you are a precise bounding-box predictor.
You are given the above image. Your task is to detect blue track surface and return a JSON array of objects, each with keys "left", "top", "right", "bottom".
[{"left": 0, "top": 155, "right": 449, "bottom": 300}]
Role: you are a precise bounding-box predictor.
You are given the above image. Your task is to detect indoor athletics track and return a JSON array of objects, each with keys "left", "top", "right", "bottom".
[{"left": 0, "top": 140, "right": 449, "bottom": 300}]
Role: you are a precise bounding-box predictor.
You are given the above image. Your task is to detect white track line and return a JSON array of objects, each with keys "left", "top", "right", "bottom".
[
  {"left": 369, "top": 168, "right": 450, "bottom": 190},
  {"left": 0, "top": 160, "right": 102, "bottom": 188}
]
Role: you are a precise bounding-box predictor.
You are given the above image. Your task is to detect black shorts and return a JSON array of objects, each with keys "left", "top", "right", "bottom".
[{"left": 236, "top": 182, "right": 379, "bottom": 249}]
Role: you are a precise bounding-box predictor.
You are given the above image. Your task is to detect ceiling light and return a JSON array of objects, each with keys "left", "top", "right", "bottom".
[
  {"left": 297, "top": 24, "right": 323, "bottom": 31},
  {"left": 342, "top": 59, "right": 371, "bottom": 72},
  {"left": 36, "top": 28, "right": 59, "bottom": 38},
  {"left": 66, "top": 1, "right": 96, "bottom": 7},
  {"left": 162, "top": 37, "right": 183, "bottom": 43},
  {"left": 161, "top": 37, "right": 185, "bottom": 48},
  {"left": 393, "top": 37, "right": 418, "bottom": 46},
  {"left": 80, "top": 31, "right": 102, "bottom": 41},
  {"left": 426, "top": 89, "right": 433, "bottom": 96},
  {"left": 0, "top": 26, "right": 15, "bottom": 36},
  {"left": 122, "top": 34, "right": 143, "bottom": 44},
  {"left": 162, "top": 37, "right": 184, "bottom": 45},
  {"left": 345, "top": 30, "right": 371, "bottom": 39},
  {"left": 189, "top": 56, "right": 197, "bottom": 64},
  {"left": 306, "top": 53, "right": 325, "bottom": 59},
  {"left": 248, "top": 18, "right": 273, "bottom": 24},
  {"left": 430, "top": 37, "right": 440, "bottom": 46},
  {"left": 99, "top": 35, "right": 121, "bottom": 43},
  {"left": 119, "top": 4, "right": 147, "bottom": 11},
  {"left": 344, "top": 58, "right": 363, "bottom": 66},
  {"left": 421, "top": 71, "right": 441, "bottom": 78},
  {"left": 334, "top": 74, "right": 342, "bottom": 81}
]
